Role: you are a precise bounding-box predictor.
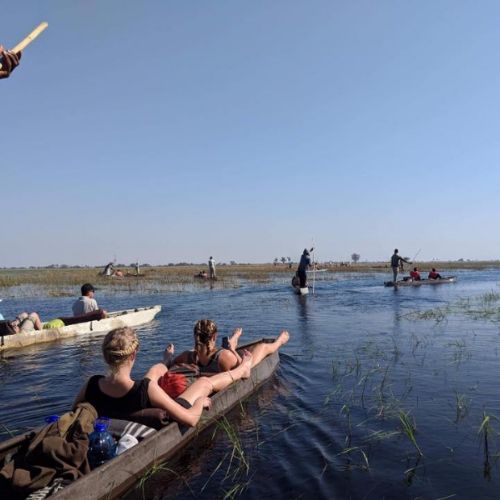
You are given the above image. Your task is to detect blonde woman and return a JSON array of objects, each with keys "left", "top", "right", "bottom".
[
  {"left": 74, "top": 327, "right": 253, "bottom": 427},
  {"left": 171, "top": 319, "right": 289, "bottom": 373}
]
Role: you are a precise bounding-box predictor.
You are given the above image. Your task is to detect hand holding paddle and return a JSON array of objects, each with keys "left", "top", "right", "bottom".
[
  {"left": 0, "top": 46, "right": 21, "bottom": 79},
  {"left": 0, "top": 22, "right": 48, "bottom": 77}
]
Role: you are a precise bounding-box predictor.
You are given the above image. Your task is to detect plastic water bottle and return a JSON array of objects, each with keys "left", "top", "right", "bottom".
[
  {"left": 88, "top": 419, "right": 117, "bottom": 469},
  {"left": 44, "top": 415, "right": 60, "bottom": 424}
]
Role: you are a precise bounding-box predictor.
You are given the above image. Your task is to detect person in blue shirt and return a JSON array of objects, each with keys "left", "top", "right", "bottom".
[{"left": 296, "top": 248, "right": 313, "bottom": 288}]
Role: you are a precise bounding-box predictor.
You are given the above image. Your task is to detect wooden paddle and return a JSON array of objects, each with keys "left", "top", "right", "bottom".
[{"left": 0, "top": 22, "right": 48, "bottom": 70}]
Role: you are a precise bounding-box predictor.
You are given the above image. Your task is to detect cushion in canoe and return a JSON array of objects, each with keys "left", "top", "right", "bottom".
[
  {"left": 101, "top": 408, "right": 172, "bottom": 430},
  {"left": 59, "top": 309, "right": 106, "bottom": 326}
]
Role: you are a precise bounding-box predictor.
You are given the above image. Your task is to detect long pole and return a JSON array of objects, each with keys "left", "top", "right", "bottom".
[
  {"left": 311, "top": 240, "right": 316, "bottom": 295},
  {"left": 0, "top": 22, "right": 48, "bottom": 70}
]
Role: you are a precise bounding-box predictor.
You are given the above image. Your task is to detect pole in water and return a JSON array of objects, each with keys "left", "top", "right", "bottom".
[{"left": 311, "top": 239, "right": 316, "bottom": 295}]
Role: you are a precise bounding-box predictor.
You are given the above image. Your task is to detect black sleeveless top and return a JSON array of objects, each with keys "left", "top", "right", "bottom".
[{"left": 84, "top": 375, "right": 152, "bottom": 417}]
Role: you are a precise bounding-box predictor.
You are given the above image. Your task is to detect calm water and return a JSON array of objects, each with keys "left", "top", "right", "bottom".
[{"left": 2, "top": 270, "right": 500, "bottom": 499}]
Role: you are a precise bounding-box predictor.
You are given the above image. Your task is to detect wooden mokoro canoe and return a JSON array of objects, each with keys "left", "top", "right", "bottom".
[
  {"left": 384, "top": 276, "right": 457, "bottom": 287},
  {"left": 0, "top": 306, "right": 161, "bottom": 352},
  {"left": 0, "top": 339, "right": 279, "bottom": 499}
]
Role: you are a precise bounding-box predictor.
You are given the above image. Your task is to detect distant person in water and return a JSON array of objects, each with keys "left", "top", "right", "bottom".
[
  {"left": 297, "top": 248, "right": 313, "bottom": 288},
  {"left": 72, "top": 283, "right": 105, "bottom": 316},
  {"left": 428, "top": 268, "right": 442, "bottom": 280},
  {"left": 390, "top": 249, "right": 411, "bottom": 284},
  {"left": 168, "top": 319, "right": 289, "bottom": 372},
  {"left": 410, "top": 267, "right": 421, "bottom": 281},
  {"left": 208, "top": 256, "right": 216, "bottom": 280},
  {"left": 0, "top": 46, "right": 21, "bottom": 79}
]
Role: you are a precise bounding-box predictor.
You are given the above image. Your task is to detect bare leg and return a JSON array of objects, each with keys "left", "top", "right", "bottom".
[
  {"left": 179, "top": 351, "right": 253, "bottom": 405},
  {"left": 248, "top": 331, "right": 289, "bottom": 368},
  {"left": 229, "top": 327, "right": 243, "bottom": 350},
  {"left": 31, "top": 313, "right": 43, "bottom": 330}
]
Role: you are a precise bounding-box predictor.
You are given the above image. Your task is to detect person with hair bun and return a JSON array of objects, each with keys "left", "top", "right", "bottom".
[
  {"left": 171, "top": 319, "right": 289, "bottom": 373},
  {"left": 73, "top": 327, "right": 253, "bottom": 427}
]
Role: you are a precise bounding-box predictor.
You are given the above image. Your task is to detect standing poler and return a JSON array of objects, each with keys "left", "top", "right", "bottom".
[
  {"left": 297, "top": 248, "right": 313, "bottom": 288},
  {"left": 390, "top": 249, "right": 411, "bottom": 285},
  {"left": 208, "top": 256, "right": 216, "bottom": 280}
]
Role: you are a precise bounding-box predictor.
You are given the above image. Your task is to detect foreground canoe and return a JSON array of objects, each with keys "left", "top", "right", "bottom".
[
  {"left": 384, "top": 277, "right": 457, "bottom": 287},
  {"left": 0, "top": 306, "right": 161, "bottom": 352},
  {"left": 0, "top": 339, "right": 279, "bottom": 500}
]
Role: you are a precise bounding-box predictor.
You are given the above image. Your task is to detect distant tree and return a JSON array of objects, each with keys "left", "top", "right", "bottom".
[
  {"left": 230, "top": 260, "right": 237, "bottom": 265},
  {"left": 287, "top": 257, "right": 291, "bottom": 263},
  {"left": 281, "top": 257, "right": 286, "bottom": 265},
  {"left": 351, "top": 253, "right": 360, "bottom": 264},
  {"left": 274, "top": 258, "right": 279, "bottom": 266}
]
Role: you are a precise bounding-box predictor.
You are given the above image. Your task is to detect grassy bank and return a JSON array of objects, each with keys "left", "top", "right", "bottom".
[{"left": 0, "top": 261, "right": 499, "bottom": 297}]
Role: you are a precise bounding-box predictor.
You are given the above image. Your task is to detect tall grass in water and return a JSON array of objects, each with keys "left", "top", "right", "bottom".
[{"left": 398, "top": 410, "right": 423, "bottom": 456}]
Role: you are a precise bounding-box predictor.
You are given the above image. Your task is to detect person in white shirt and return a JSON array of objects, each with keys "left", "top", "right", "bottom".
[
  {"left": 72, "top": 283, "right": 101, "bottom": 316},
  {"left": 208, "top": 256, "right": 216, "bottom": 280}
]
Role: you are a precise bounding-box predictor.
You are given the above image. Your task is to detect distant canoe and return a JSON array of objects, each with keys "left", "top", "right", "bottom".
[
  {"left": 0, "top": 339, "right": 279, "bottom": 500},
  {"left": 0, "top": 306, "right": 161, "bottom": 352},
  {"left": 384, "top": 277, "right": 457, "bottom": 287}
]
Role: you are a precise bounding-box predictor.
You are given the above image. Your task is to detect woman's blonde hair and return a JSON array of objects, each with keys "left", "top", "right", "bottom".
[
  {"left": 193, "top": 319, "right": 218, "bottom": 357},
  {"left": 102, "top": 327, "right": 139, "bottom": 372}
]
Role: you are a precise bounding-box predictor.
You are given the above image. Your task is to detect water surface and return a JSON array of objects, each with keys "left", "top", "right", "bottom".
[{"left": 1, "top": 270, "right": 500, "bottom": 499}]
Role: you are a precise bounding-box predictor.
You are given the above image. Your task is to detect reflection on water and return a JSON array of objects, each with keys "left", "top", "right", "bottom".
[{"left": 2, "top": 270, "right": 500, "bottom": 498}]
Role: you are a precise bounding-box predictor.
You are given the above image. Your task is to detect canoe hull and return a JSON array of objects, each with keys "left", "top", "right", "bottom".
[
  {"left": 384, "top": 277, "right": 456, "bottom": 287},
  {"left": 0, "top": 340, "right": 279, "bottom": 500},
  {"left": 0, "top": 306, "right": 161, "bottom": 352}
]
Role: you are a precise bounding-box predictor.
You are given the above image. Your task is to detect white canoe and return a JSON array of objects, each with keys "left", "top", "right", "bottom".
[{"left": 0, "top": 305, "right": 161, "bottom": 352}]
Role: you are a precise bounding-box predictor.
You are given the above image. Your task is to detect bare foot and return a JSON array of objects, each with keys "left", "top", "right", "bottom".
[
  {"left": 277, "top": 330, "right": 290, "bottom": 346},
  {"left": 240, "top": 350, "right": 253, "bottom": 379},
  {"left": 229, "top": 327, "right": 243, "bottom": 350}
]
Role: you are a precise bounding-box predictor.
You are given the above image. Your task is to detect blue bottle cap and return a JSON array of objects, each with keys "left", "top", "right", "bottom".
[
  {"left": 94, "top": 422, "right": 107, "bottom": 432},
  {"left": 45, "top": 415, "right": 60, "bottom": 424}
]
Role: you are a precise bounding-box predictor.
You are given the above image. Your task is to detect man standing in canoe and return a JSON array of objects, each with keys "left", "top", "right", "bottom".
[
  {"left": 208, "top": 256, "right": 216, "bottom": 280},
  {"left": 297, "top": 248, "right": 314, "bottom": 288},
  {"left": 390, "top": 249, "right": 411, "bottom": 285}
]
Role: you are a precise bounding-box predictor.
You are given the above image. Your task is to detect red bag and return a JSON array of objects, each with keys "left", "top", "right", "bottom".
[{"left": 158, "top": 372, "right": 188, "bottom": 399}]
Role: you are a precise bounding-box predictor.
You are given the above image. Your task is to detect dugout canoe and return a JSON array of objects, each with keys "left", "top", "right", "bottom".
[
  {"left": 0, "top": 339, "right": 279, "bottom": 500},
  {"left": 0, "top": 306, "right": 161, "bottom": 352},
  {"left": 384, "top": 276, "right": 457, "bottom": 287}
]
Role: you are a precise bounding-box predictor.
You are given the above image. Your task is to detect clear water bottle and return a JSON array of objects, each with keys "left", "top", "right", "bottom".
[{"left": 87, "top": 419, "right": 117, "bottom": 469}]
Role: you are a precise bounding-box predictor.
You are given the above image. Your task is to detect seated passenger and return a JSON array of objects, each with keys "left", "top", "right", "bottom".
[
  {"left": 409, "top": 267, "right": 421, "bottom": 281},
  {"left": 73, "top": 327, "right": 253, "bottom": 427},
  {"left": 11, "top": 312, "right": 42, "bottom": 333},
  {"left": 428, "top": 268, "right": 442, "bottom": 280},
  {"left": 72, "top": 283, "right": 104, "bottom": 316},
  {"left": 171, "top": 319, "right": 289, "bottom": 373}
]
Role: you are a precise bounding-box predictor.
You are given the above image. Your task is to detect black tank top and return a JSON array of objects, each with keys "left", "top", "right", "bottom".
[{"left": 84, "top": 375, "right": 152, "bottom": 417}]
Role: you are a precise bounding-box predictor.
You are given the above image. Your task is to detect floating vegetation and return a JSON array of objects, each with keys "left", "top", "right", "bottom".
[{"left": 402, "top": 291, "right": 500, "bottom": 324}]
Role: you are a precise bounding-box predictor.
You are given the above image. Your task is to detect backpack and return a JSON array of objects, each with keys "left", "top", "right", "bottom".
[{"left": 0, "top": 403, "right": 97, "bottom": 498}]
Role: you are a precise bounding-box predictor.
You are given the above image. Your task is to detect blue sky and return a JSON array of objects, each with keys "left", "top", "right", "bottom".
[{"left": 2, "top": 1, "right": 499, "bottom": 266}]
